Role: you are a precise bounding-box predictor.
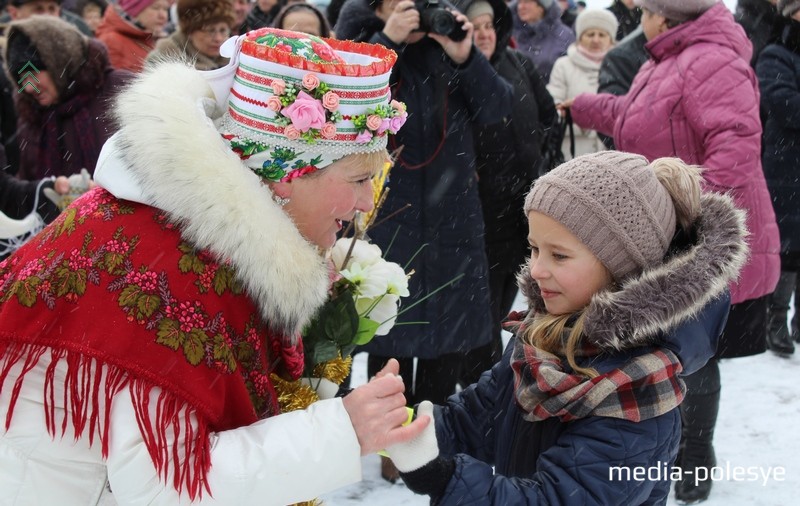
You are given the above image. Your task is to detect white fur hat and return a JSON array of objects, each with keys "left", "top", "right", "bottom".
[{"left": 575, "top": 9, "right": 619, "bottom": 38}]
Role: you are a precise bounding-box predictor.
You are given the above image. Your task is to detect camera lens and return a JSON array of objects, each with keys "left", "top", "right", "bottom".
[{"left": 425, "top": 10, "right": 455, "bottom": 37}]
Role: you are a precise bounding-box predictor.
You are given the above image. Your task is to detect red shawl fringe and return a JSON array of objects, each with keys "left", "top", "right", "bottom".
[{"left": 0, "top": 341, "right": 213, "bottom": 500}]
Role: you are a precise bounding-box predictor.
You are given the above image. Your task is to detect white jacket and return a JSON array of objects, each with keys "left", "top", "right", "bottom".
[
  {"left": 547, "top": 44, "right": 608, "bottom": 158},
  {"left": 0, "top": 60, "right": 363, "bottom": 505}
]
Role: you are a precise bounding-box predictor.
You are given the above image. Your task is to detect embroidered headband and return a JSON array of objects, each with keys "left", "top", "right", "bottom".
[{"left": 213, "top": 28, "right": 406, "bottom": 183}]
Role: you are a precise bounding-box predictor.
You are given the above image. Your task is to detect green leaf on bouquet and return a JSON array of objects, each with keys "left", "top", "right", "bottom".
[
  {"left": 309, "top": 338, "right": 339, "bottom": 365},
  {"left": 320, "top": 291, "right": 359, "bottom": 346},
  {"left": 353, "top": 317, "right": 379, "bottom": 346}
]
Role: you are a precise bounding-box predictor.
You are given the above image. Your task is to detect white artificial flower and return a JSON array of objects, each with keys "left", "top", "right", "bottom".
[
  {"left": 356, "top": 294, "right": 400, "bottom": 336},
  {"left": 381, "top": 260, "right": 410, "bottom": 297},
  {"left": 343, "top": 261, "right": 389, "bottom": 298},
  {"left": 330, "top": 238, "right": 383, "bottom": 270}
]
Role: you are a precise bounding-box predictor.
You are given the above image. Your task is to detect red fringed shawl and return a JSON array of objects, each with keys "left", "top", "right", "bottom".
[{"left": 0, "top": 188, "right": 304, "bottom": 499}]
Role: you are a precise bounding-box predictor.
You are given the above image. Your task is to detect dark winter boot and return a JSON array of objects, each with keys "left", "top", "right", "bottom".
[
  {"left": 793, "top": 277, "right": 800, "bottom": 344},
  {"left": 767, "top": 271, "right": 796, "bottom": 356},
  {"left": 675, "top": 360, "right": 720, "bottom": 505}
]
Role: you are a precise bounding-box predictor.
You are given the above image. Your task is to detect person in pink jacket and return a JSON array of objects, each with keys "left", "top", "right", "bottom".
[{"left": 559, "top": 1, "right": 780, "bottom": 503}]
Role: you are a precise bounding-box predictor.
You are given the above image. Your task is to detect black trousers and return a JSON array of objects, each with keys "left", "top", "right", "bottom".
[{"left": 367, "top": 353, "right": 463, "bottom": 406}]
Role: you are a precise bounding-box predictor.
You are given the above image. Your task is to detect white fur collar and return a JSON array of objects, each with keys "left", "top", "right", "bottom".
[{"left": 99, "top": 62, "right": 328, "bottom": 336}]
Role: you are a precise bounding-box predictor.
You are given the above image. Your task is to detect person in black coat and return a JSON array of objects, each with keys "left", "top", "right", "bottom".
[
  {"left": 334, "top": 0, "right": 513, "bottom": 478},
  {"left": 453, "top": 0, "right": 557, "bottom": 386},
  {"left": 607, "top": 0, "right": 640, "bottom": 41},
  {"left": 757, "top": 0, "right": 800, "bottom": 354},
  {"left": 736, "top": 0, "right": 782, "bottom": 67}
]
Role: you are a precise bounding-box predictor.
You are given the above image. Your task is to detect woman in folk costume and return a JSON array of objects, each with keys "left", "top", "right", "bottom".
[
  {"left": 0, "top": 28, "right": 428, "bottom": 505},
  {"left": 383, "top": 152, "right": 747, "bottom": 505}
]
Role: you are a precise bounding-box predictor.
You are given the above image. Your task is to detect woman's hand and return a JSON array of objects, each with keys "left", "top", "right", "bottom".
[
  {"left": 556, "top": 98, "right": 575, "bottom": 114},
  {"left": 342, "top": 359, "right": 430, "bottom": 455}
]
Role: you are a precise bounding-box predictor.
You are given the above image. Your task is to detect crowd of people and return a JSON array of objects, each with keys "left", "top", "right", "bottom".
[{"left": 0, "top": 0, "right": 796, "bottom": 505}]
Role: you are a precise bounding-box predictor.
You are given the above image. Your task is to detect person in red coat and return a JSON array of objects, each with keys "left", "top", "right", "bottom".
[{"left": 95, "top": 0, "right": 169, "bottom": 72}]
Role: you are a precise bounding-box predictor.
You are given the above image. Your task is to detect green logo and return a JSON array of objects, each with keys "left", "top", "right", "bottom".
[{"left": 17, "top": 61, "right": 40, "bottom": 94}]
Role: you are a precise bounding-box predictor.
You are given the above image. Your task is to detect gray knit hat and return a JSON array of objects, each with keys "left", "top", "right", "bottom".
[
  {"left": 779, "top": 0, "right": 800, "bottom": 16},
  {"left": 634, "top": 0, "right": 717, "bottom": 23},
  {"left": 524, "top": 151, "right": 677, "bottom": 281}
]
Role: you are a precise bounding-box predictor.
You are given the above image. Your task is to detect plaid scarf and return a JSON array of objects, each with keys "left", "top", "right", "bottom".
[{"left": 510, "top": 334, "right": 685, "bottom": 423}]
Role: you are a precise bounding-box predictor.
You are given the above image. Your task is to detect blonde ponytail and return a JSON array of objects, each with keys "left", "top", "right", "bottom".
[{"left": 650, "top": 157, "right": 703, "bottom": 232}]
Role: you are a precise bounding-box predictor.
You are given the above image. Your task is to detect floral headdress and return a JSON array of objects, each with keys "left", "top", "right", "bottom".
[{"left": 213, "top": 28, "right": 407, "bottom": 182}]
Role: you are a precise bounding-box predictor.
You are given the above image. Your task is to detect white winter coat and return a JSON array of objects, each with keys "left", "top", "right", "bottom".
[
  {"left": 0, "top": 60, "right": 363, "bottom": 506},
  {"left": 547, "top": 44, "right": 608, "bottom": 159}
]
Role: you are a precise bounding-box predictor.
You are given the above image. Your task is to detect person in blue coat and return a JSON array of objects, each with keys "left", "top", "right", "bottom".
[
  {"left": 509, "top": 0, "right": 575, "bottom": 81},
  {"left": 385, "top": 151, "right": 748, "bottom": 505}
]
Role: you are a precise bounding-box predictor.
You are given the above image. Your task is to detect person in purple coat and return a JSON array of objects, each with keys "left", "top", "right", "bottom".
[
  {"left": 558, "top": 1, "right": 780, "bottom": 503},
  {"left": 509, "top": 0, "right": 575, "bottom": 81}
]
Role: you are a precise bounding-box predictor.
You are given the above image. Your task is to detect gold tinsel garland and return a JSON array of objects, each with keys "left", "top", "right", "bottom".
[{"left": 269, "top": 354, "right": 353, "bottom": 506}]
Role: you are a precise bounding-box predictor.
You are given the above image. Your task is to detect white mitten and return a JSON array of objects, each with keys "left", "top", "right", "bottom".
[
  {"left": 299, "top": 377, "right": 340, "bottom": 400},
  {"left": 385, "top": 401, "right": 439, "bottom": 473},
  {"left": 43, "top": 169, "right": 92, "bottom": 210}
]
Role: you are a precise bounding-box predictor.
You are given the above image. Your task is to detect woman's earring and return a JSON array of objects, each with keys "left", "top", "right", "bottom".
[{"left": 272, "top": 194, "right": 290, "bottom": 207}]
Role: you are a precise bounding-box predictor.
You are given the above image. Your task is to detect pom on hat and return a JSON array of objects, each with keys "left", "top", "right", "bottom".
[
  {"left": 634, "top": 0, "right": 718, "bottom": 23},
  {"left": 466, "top": 1, "right": 494, "bottom": 21},
  {"left": 575, "top": 8, "right": 619, "bottom": 38},
  {"left": 778, "top": 0, "right": 800, "bottom": 16},
  {"left": 215, "top": 28, "right": 406, "bottom": 183},
  {"left": 118, "top": 0, "right": 155, "bottom": 18},
  {"left": 524, "top": 152, "right": 678, "bottom": 281},
  {"left": 178, "top": 0, "right": 236, "bottom": 35}
]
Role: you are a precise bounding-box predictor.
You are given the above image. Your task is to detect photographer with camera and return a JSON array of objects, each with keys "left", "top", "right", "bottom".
[{"left": 335, "top": 0, "right": 513, "bottom": 483}]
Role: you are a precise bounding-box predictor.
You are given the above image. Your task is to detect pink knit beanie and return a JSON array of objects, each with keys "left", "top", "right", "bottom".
[
  {"left": 118, "top": 0, "right": 155, "bottom": 18},
  {"left": 634, "top": 0, "right": 718, "bottom": 22},
  {"left": 524, "top": 151, "right": 677, "bottom": 281}
]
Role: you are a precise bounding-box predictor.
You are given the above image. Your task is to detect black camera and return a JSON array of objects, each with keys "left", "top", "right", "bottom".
[{"left": 415, "top": 0, "right": 467, "bottom": 41}]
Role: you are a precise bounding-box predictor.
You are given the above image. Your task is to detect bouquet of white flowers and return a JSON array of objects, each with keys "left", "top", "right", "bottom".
[{"left": 303, "top": 237, "right": 411, "bottom": 371}]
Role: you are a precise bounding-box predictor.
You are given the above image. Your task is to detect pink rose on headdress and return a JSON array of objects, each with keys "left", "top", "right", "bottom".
[
  {"left": 266, "top": 96, "right": 283, "bottom": 113},
  {"left": 355, "top": 130, "right": 373, "bottom": 144},
  {"left": 366, "top": 114, "right": 382, "bottom": 131},
  {"left": 390, "top": 100, "right": 406, "bottom": 112},
  {"left": 389, "top": 111, "right": 408, "bottom": 133},
  {"left": 281, "top": 165, "right": 318, "bottom": 182},
  {"left": 302, "top": 73, "right": 320, "bottom": 91},
  {"left": 321, "top": 122, "right": 337, "bottom": 139},
  {"left": 284, "top": 124, "right": 301, "bottom": 140},
  {"left": 377, "top": 118, "right": 391, "bottom": 135},
  {"left": 322, "top": 91, "right": 340, "bottom": 112},
  {"left": 271, "top": 78, "right": 286, "bottom": 95},
  {"left": 282, "top": 91, "right": 326, "bottom": 132},
  {"left": 312, "top": 41, "right": 340, "bottom": 63}
]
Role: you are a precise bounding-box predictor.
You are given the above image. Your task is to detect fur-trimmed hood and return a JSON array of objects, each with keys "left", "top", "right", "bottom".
[
  {"left": 516, "top": 192, "right": 748, "bottom": 352},
  {"left": 93, "top": 62, "right": 328, "bottom": 336}
]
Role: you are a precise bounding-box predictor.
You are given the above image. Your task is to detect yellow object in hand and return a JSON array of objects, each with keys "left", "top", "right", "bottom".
[{"left": 377, "top": 406, "right": 415, "bottom": 457}]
